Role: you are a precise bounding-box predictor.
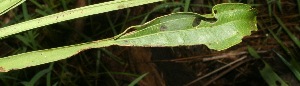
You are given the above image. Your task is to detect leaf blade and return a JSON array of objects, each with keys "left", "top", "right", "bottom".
[
  {"left": 0, "top": 0, "right": 25, "bottom": 16},
  {"left": 0, "top": 0, "right": 163, "bottom": 39},
  {"left": 115, "top": 3, "right": 258, "bottom": 51},
  {"left": 0, "top": 40, "right": 115, "bottom": 72}
]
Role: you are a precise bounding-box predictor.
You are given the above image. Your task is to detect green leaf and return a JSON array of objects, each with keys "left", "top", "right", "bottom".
[
  {"left": 0, "top": 3, "right": 257, "bottom": 72},
  {"left": 0, "top": 0, "right": 163, "bottom": 39},
  {"left": 0, "top": 39, "right": 116, "bottom": 72},
  {"left": 115, "top": 12, "right": 205, "bottom": 39},
  {"left": 21, "top": 67, "right": 52, "bottom": 86},
  {"left": 115, "top": 3, "right": 257, "bottom": 50},
  {"left": 247, "top": 46, "right": 261, "bottom": 59},
  {"left": 128, "top": 73, "right": 148, "bottom": 86},
  {"left": 248, "top": 46, "right": 288, "bottom": 86},
  {"left": 274, "top": 50, "right": 300, "bottom": 81},
  {"left": 260, "top": 61, "right": 288, "bottom": 86},
  {"left": 274, "top": 14, "right": 300, "bottom": 48},
  {"left": 0, "top": 0, "right": 25, "bottom": 16}
]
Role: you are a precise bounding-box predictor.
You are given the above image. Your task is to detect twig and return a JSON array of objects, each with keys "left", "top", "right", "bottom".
[
  {"left": 184, "top": 56, "right": 248, "bottom": 86},
  {"left": 203, "top": 56, "right": 250, "bottom": 86}
]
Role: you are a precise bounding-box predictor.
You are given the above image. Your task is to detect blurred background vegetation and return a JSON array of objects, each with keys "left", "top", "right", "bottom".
[{"left": 0, "top": 0, "right": 299, "bottom": 86}]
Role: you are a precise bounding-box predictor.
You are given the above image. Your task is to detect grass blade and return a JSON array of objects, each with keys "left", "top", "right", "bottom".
[
  {"left": 260, "top": 61, "right": 288, "bottom": 86},
  {"left": 128, "top": 73, "right": 148, "bottom": 86},
  {"left": 0, "top": 0, "right": 26, "bottom": 16},
  {"left": 0, "top": 40, "right": 116, "bottom": 72},
  {"left": 0, "top": 0, "right": 163, "bottom": 39},
  {"left": 274, "top": 14, "right": 300, "bottom": 48},
  {"left": 273, "top": 50, "right": 300, "bottom": 81},
  {"left": 21, "top": 68, "right": 52, "bottom": 86},
  {"left": 248, "top": 46, "right": 288, "bottom": 86},
  {"left": 184, "top": 0, "right": 191, "bottom": 12}
]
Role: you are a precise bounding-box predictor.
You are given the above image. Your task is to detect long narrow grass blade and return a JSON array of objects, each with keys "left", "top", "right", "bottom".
[
  {"left": 0, "top": 40, "right": 116, "bottom": 72},
  {"left": 248, "top": 46, "right": 288, "bottom": 86},
  {"left": 274, "top": 50, "right": 300, "bottom": 81},
  {"left": 0, "top": 0, "right": 26, "bottom": 16},
  {"left": 0, "top": 0, "right": 163, "bottom": 39},
  {"left": 268, "top": 27, "right": 300, "bottom": 80},
  {"left": 183, "top": 0, "right": 191, "bottom": 12},
  {"left": 274, "top": 14, "right": 300, "bottom": 48},
  {"left": 260, "top": 61, "right": 288, "bottom": 86},
  {"left": 21, "top": 68, "right": 51, "bottom": 86},
  {"left": 247, "top": 46, "right": 261, "bottom": 59},
  {"left": 128, "top": 73, "right": 148, "bottom": 86},
  {"left": 268, "top": 28, "right": 294, "bottom": 56}
]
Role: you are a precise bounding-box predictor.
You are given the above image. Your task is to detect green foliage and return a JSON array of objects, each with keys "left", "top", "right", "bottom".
[
  {"left": 128, "top": 73, "right": 148, "bottom": 86},
  {"left": 248, "top": 46, "right": 288, "bottom": 86},
  {"left": 0, "top": 2, "right": 257, "bottom": 72},
  {"left": 267, "top": 15, "right": 300, "bottom": 82},
  {"left": 116, "top": 4, "right": 257, "bottom": 50},
  {"left": 274, "top": 51, "right": 300, "bottom": 81},
  {"left": 0, "top": 0, "right": 25, "bottom": 16},
  {"left": 0, "top": 0, "right": 163, "bottom": 39},
  {"left": 20, "top": 66, "right": 52, "bottom": 86},
  {"left": 248, "top": 0, "right": 300, "bottom": 85}
]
